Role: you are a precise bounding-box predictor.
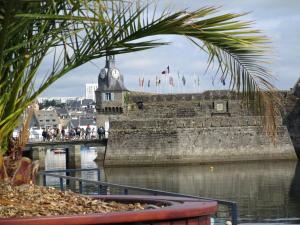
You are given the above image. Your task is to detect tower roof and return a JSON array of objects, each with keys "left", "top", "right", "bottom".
[{"left": 97, "top": 56, "right": 127, "bottom": 92}]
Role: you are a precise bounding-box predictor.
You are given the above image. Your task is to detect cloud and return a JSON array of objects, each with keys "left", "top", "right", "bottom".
[{"left": 40, "top": 0, "right": 300, "bottom": 97}]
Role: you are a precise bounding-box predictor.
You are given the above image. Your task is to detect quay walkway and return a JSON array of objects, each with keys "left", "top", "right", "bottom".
[
  {"left": 26, "top": 138, "right": 107, "bottom": 148},
  {"left": 24, "top": 138, "right": 108, "bottom": 170}
]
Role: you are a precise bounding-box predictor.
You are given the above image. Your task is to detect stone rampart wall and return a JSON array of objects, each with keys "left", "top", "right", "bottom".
[
  {"left": 129, "top": 90, "right": 239, "bottom": 102},
  {"left": 126, "top": 91, "right": 252, "bottom": 120},
  {"left": 105, "top": 122, "right": 296, "bottom": 166},
  {"left": 283, "top": 91, "right": 300, "bottom": 157},
  {"left": 102, "top": 90, "right": 299, "bottom": 166},
  {"left": 126, "top": 100, "right": 249, "bottom": 118},
  {"left": 109, "top": 116, "right": 285, "bottom": 130}
]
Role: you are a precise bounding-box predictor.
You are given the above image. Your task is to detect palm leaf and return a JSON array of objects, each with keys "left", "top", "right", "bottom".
[{"left": 0, "top": 0, "right": 278, "bottom": 153}]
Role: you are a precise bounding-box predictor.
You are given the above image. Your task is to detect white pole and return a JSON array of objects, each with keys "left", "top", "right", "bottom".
[{"left": 165, "top": 74, "right": 167, "bottom": 94}]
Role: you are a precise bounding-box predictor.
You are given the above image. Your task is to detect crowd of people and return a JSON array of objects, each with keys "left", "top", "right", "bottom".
[{"left": 41, "top": 125, "right": 106, "bottom": 141}]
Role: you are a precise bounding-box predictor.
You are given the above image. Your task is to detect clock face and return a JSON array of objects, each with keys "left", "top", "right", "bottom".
[
  {"left": 100, "top": 69, "right": 107, "bottom": 79},
  {"left": 111, "top": 69, "right": 120, "bottom": 79}
]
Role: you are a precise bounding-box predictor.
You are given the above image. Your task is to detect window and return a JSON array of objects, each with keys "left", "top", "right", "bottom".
[
  {"left": 137, "top": 101, "right": 144, "bottom": 110},
  {"left": 106, "top": 93, "right": 112, "bottom": 101},
  {"left": 52, "top": 119, "right": 56, "bottom": 122},
  {"left": 46, "top": 119, "right": 50, "bottom": 122},
  {"left": 102, "top": 93, "right": 114, "bottom": 101},
  {"left": 216, "top": 103, "right": 224, "bottom": 111}
]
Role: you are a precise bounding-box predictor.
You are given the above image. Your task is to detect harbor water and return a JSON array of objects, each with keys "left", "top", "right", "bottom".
[{"left": 42, "top": 147, "right": 300, "bottom": 224}]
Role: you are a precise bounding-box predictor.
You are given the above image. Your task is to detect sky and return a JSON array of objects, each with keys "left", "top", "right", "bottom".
[{"left": 40, "top": 0, "right": 300, "bottom": 97}]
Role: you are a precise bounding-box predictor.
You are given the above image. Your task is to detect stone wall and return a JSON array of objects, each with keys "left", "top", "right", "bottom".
[
  {"left": 103, "top": 90, "right": 298, "bottom": 166},
  {"left": 105, "top": 118, "right": 296, "bottom": 166},
  {"left": 110, "top": 116, "right": 282, "bottom": 129},
  {"left": 126, "top": 91, "right": 248, "bottom": 119},
  {"left": 282, "top": 90, "right": 300, "bottom": 158}
]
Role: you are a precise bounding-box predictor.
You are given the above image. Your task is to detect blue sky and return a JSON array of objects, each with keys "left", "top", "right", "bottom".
[{"left": 41, "top": 0, "right": 300, "bottom": 97}]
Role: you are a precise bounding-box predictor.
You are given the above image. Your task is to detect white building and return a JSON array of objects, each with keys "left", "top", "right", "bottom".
[
  {"left": 38, "top": 96, "right": 84, "bottom": 104},
  {"left": 85, "top": 83, "right": 98, "bottom": 101}
]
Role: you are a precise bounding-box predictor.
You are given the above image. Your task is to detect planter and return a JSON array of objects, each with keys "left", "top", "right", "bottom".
[{"left": 0, "top": 195, "right": 217, "bottom": 225}]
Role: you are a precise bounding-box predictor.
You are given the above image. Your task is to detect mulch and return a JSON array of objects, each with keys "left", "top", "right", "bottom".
[{"left": 0, "top": 182, "right": 145, "bottom": 218}]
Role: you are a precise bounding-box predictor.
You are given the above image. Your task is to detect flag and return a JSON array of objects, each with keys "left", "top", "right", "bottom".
[
  {"left": 141, "top": 78, "right": 144, "bottom": 87},
  {"left": 177, "top": 71, "right": 181, "bottom": 79},
  {"left": 169, "top": 76, "right": 174, "bottom": 87},
  {"left": 162, "top": 66, "right": 170, "bottom": 75},
  {"left": 221, "top": 76, "right": 226, "bottom": 86},
  {"left": 148, "top": 80, "right": 150, "bottom": 87},
  {"left": 182, "top": 75, "right": 186, "bottom": 86},
  {"left": 156, "top": 76, "right": 161, "bottom": 86},
  {"left": 139, "top": 77, "right": 145, "bottom": 87},
  {"left": 193, "top": 73, "right": 199, "bottom": 86}
]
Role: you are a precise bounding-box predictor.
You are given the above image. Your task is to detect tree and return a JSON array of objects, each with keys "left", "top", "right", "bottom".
[
  {"left": 39, "top": 100, "right": 65, "bottom": 110},
  {"left": 0, "top": 0, "right": 279, "bottom": 182}
]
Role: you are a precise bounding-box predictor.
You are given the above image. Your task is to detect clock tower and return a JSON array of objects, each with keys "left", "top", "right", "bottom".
[{"left": 95, "top": 56, "right": 128, "bottom": 128}]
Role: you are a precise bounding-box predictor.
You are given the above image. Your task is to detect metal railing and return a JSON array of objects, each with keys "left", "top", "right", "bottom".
[{"left": 39, "top": 168, "right": 238, "bottom": 225}]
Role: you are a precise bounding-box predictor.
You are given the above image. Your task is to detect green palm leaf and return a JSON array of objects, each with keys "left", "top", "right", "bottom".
[{"left": 0, "top": 0, "right": 278, "bottom": 153}]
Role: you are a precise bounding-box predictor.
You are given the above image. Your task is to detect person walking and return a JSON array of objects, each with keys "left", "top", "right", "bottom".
[
  {"left": 101, "top": 126, "right": 106, "bottom": 139},
  {"left": 70, "top": 128, "right": 75, "bottom": 140},
  {"left": 61, "top": 127, "right": 65, "bottom": 140},
  {"left": 42, "top": 128, "right": 47, "bottom": 142},
  {"left": 97, "top": 127, "right": 102, "bottom": 140},
  {"left": 80, "top": 128, "right": 85, "bottom": 140},
  {"left": 56, "top": 128, "right": 60, "bottom": 141},
  {"left": 85, "top": 124, "right": 91, "bottom": 140},
  {"left": 76, "top": 127, "right": 81, "bottom": 140}
]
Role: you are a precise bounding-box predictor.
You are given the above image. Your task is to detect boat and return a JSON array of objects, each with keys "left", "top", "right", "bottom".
[{"left": 51, "top": 148, "right": 66, "bottom": 154}]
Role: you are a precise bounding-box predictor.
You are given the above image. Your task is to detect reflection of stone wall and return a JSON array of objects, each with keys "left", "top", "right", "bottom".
[
  {"left": 103, "top": 90, "right": 298, "bottom": 166},
  {"left": 104, "top": 161, "right": 299, "bottom": 221}
]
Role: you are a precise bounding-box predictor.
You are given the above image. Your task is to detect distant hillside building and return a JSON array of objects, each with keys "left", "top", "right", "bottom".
[
  {"left": 85, "top": 83, "right": 98, "bottom": 101},
  {"left": 38, "top": 96, "right": 84, "bottom": 104},
  {"left": 55, "top": 108, "right": 69, "bottom": 119},
  {"left": 30, "top": 110, "right": 60, "bottom": 129}
]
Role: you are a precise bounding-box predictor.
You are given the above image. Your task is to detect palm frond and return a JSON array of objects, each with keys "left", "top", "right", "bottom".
[{"left": 0, "top": 0, "right": 278, "bottom": 153}]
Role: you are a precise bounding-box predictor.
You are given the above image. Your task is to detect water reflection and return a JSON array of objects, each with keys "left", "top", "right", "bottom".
[
  {"left": 40, "top": 147, "right": 100, "bottom": 190},
  {"left": 43, "top": 148, "right": 300, "bottom": 223},
  {"left": 289, "top": 163, "right": 300, "bottom": 217},
  {"left": 104, "top": 161, "right": 300, "bottom": 222}
]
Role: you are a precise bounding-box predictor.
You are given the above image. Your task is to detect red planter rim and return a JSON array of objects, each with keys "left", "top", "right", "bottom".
[{"left": 0, "top": 195, "right": 217, "bottom": 225}]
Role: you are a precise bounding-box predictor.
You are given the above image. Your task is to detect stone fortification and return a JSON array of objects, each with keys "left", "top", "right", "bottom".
[
  {"left": 282, "top": 88, "right": 300, "bottom": 158},
  {"left": 104, "top": 91, "right": 297, "bottom": 166}
]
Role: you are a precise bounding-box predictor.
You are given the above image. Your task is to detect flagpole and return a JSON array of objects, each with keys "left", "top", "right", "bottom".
[
  {"left": 181, "top": 75, "right": 183, "bottom": 93},
  {"left": 165, "top": 74, "right": 167, "bottom": 94},
  {"left": 198, "top": 73, "right": 200, "bottom": 93},
  {"left": 156, "top": 76, "right": 157, "bottom": 94},
  {"left": 169, "top": 73, "right": 171, "bottom": 94},
  {"left": 193, "top": 72, "right": 195, "bottom": 93},
  {"left": 139, "top": 76, "right": 141, "bottom": 92},
  {"left": 170, "top": 74, "right": 172, "bottom": 94},
  {"left": 159, "top": 75, "right": 161, "bottom": 94},
  {"left": 177, "top": 71, "right": 179, "bottom": 94}
]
